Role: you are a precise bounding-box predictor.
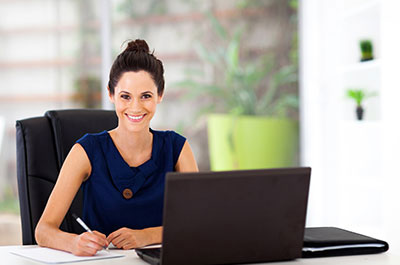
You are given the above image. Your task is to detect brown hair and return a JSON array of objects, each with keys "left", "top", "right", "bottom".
[{"left": 108, "top": 39, "right": 165, "bottom": 96}]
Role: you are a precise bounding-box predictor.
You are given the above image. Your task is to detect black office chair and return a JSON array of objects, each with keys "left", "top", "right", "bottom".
[{"left": 16, "top": 109, "right": 118, "bottom": 245}]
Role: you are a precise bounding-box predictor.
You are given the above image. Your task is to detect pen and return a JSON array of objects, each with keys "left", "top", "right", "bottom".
[{"left": 72, "top": 213, "right": 109, "bottom": 251}]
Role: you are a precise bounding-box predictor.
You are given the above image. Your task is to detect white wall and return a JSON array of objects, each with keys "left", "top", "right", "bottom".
[{"left": 300, "top": 0, "right": 400, "bottom": 253}]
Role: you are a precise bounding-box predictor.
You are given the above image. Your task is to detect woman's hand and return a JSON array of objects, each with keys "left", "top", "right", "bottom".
[
  {"left": 107, "top": 227, "right": 153, "bottom": 249},
  {"left": 71, "top": 231, "right": 108, "bottom": 256}
]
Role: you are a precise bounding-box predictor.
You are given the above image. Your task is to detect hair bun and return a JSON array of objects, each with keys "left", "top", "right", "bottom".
[{"left": 125, "top": 39, "right": 150, "bottom": 53}]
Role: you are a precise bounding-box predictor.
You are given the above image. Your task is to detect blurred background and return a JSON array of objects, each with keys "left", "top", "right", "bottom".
[
  {"left": 0, "top": 0, "right": 298, "bottom": 245},
  {"left": 0, "top": 0, "right": 399, "bottom": 254}
]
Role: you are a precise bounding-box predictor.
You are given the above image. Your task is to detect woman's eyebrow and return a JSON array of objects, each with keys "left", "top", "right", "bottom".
[
  {"left": 142, "top": 91, "right": 154, "bottom": 94},
  {"left": 119, "top": 90, "right": 131, "bottom": 94}
]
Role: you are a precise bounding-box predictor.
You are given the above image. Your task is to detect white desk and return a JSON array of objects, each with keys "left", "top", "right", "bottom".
[{"left": 1, "top": 245, "right": 399, "bottom": 265}]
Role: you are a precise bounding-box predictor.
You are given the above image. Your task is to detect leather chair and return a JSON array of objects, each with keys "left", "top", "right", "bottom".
[{"left": 16, "top": 109, "right": 118, "bottom": 245}]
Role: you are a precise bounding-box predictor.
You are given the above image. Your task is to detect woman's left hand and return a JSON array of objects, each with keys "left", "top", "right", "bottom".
[{"left": 106, "top": 227, "right": 152, "bottom": 249}]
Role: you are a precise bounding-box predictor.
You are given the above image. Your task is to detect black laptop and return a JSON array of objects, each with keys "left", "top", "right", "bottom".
[{"left": 136, "top": 167, "right": 311, "bottom": 265}]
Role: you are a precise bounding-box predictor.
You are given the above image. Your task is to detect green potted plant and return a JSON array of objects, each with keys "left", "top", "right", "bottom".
[
  {"left": 360, "top": 40, "right": 374, "bottom": 62},
  {"left": 346, "top": 89, "right": 377, "bottom": 120},
  {"left": 178, "top": 13, "right": 299, "bottom": 171}
]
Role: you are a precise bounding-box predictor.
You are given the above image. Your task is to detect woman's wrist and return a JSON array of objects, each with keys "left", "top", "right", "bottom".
[
  {"left": 64, "top": 232, "right": 80, "bottom": 254},
  {"left": 144, "top": 226, "right": 162, "bottom": 245},
  {"left": 36, "top": 222, "right": 77, "bottom": 254}
]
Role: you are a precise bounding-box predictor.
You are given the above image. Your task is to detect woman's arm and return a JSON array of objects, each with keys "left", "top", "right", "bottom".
[
  {"left": 35, "top": 143, "right": 108, "bottom": 256},
  {"left": 175, "top": 140, "right": 199, "bottom": 172},
  {"left": 107, "top": 226, "right": 162, "bottom": 249}
]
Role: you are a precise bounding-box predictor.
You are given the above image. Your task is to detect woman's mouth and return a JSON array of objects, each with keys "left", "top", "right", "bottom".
[{"left": 126, "top": 113, "right": 146, "bottom": 122}]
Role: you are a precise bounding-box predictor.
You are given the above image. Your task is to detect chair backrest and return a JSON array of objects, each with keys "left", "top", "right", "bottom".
[{"left": 16, "top": 109, "right": 118, "bottom": 245}]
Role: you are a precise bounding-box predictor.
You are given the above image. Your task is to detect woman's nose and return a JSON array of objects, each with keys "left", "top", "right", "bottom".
[{"left": 129, "top": 98, "right": 142, "bottom": 110}]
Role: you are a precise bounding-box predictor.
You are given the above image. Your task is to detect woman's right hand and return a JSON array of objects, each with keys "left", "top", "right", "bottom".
[{"left": 71, "top": 231, "right": 108, "bottom": 256}]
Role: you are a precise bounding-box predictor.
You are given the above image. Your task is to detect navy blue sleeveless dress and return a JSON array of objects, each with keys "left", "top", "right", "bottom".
[{"left": 76, "top": 129, "right": 186, "bottom": 236}]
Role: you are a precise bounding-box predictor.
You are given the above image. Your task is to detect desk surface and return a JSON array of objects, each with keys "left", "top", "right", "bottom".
[{"left": 1, "top": 245, "right": 399, "bottom": 265}]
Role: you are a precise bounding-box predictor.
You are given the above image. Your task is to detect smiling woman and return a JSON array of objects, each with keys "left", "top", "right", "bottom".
[
  {"left": 34, "top": 39, "right": 199, "bottom": 256},
  {"left": 110, "top": 71, "right": 162, "bottom": 134}
]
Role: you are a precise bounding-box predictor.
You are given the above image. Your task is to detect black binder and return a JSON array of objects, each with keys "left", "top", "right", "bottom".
[{"left": 302, "top": 227, "right": 389, "bottom": 258}]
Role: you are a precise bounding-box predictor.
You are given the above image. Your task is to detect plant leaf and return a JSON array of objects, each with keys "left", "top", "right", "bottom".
[
  {"left": 226, "top": 29, "right": 241, "bottom": 71},
  {"left": 194, "top": 43, "right": 219, "bottom": 65},
  {"left": 206, "top": 11, "right": 228, "bottom": 40}
]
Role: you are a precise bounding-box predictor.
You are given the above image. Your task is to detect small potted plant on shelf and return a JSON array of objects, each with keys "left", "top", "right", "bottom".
[
  {"left": 346, "top": 89, "right": 377, "bottom": 120},
  {"left": 359, "top": 40, "right": 374, "bottom": 62}
]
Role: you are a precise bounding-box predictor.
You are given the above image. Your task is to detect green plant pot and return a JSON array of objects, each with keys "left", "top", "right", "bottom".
[
  {"left": 207, "top": 114, "right": 238, "bottom": 170},
  {"left": 207, "top": 114, "right": 299, "bottom": 171}
]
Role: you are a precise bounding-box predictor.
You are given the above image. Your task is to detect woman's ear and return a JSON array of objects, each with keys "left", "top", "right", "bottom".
[
  {"left": 157, "top": 93, "right": 163, "bottom": 104},
  {"left": 108, "top": 87, "right": 115, "bottom": 103}
]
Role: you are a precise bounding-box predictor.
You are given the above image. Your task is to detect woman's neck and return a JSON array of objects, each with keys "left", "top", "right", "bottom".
[{"left": 109, "top": 126, "right": 153, "bottom": 153}]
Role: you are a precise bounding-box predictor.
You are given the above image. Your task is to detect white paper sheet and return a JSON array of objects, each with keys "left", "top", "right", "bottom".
[{"left": 10, "top": 246, "right": 124, "bottom": 264}]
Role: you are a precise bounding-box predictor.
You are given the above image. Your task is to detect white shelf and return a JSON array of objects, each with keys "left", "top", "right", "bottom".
[
  {"left": 339, "top": 120, "right": 381, "bottom": 128},
  {"left": 339, "top": 0, "right": 381, "bottom": 66},
  {"left": 339, "top": 1, "right": 382, "bottom": 120},
  {"left": 340, "top": 0, "right": 380, "bottom": 20},
  {"left": 340, "top": 59, "right": 380, "bottom": 74}
]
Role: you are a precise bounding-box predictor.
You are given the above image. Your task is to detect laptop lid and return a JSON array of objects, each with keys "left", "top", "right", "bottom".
[{"left": 160, "top": 167, "right": 311, "bottom": 265}]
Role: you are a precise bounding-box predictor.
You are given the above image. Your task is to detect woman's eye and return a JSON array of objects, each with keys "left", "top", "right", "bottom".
[
  {"left": 142, "top": 94, "right": 152, "bottom": 99},
  {"left": 121, "top": 94, "right": 130, "bottom": 100}
]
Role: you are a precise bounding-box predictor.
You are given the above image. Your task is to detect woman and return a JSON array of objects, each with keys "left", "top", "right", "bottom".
[{"left": 35, "top": 39, "right": 199, "bottom": 256}]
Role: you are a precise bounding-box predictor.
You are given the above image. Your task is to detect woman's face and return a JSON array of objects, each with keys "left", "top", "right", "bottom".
[{"left": 110, "top": 71, "right": 162, "bottom": 133}]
